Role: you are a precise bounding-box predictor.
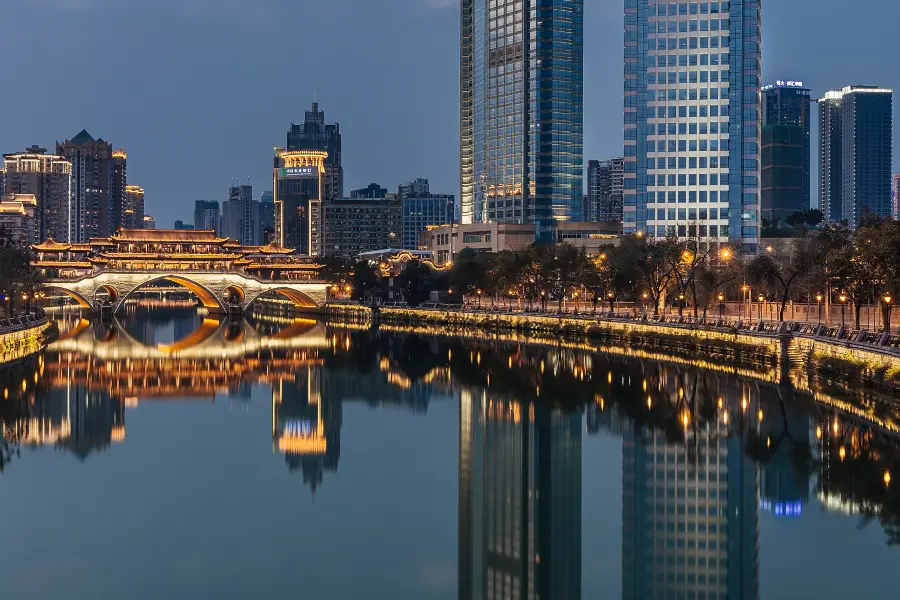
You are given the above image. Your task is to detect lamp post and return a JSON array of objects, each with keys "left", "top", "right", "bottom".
[
  {"left": 883, "top": 293, "right": 893, "bottom": 334},
  {"left": 678, "top": 293, "right": 685, "bottom": 316},
  {"left": 642, "top": 291, "right": 648, "bottom": 316},
  {"left": 742, "top": 284, "right": 750, "bottom": 321},
  {"left": 839, "top": 293, "right": 847, "bottom": 329},
  {"left": 718, "top": 293, "right": 725, "bottom": 321},
  {"left": 607, "top": 290, "right": 615, "bottom": 314},
  {"left": 816, "top": 293, "right": 823, "bottom": 325},
  {"left": 757, "top": 294, "right": 764, "bottom": 322}
]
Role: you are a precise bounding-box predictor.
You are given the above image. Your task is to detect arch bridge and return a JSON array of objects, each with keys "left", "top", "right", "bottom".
[
  {"left": 32, "top": 229, "right": 331, "bottom": 314},
  {"left": 44, "top": 271, "right": 328, "bottom": 315}
]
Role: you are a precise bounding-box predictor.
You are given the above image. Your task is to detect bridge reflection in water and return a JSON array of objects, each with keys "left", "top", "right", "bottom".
[{"left": 4, "top": 319, "right": 900, "bottom": 596}]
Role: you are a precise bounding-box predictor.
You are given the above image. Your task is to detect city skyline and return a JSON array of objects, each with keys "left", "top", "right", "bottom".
[{"left": 0, "top": 1, "right": 898, "bottom": 230}]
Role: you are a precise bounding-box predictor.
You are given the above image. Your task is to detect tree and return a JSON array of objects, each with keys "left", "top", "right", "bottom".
[
  {"left": 611, "top": 234, "right": 679, "bottom": 316},
  {"left": 397, "top": 259, "right": 436, "bottom": 306},
  {"left": 450, "top": 248, "right": 491, "bottom": 301},
  {"left": 539, "top": 244, "right": 592, "bottom": 312},
  {"left": 0, "top": 228, "right": 40, "bottom": 315},
  {"left": 350, "top": 261, "right": 381, "bottom": 303},
  {"left": 748, "top": 232, "right": 826, "bottom": 321}
]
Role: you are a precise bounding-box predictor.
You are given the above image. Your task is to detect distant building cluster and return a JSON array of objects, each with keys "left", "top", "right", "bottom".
[{"left": 1, "top": 133, "right": 146, "bottom": 245}]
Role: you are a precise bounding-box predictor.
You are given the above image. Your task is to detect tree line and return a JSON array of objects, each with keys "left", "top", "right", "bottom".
[{"left": 323, "top": 217, "right": 900, "bottom": 332}]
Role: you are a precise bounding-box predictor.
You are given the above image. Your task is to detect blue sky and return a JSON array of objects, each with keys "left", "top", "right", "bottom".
[{"left": 0, "top": 0, "right": 897, "bottom": 228}]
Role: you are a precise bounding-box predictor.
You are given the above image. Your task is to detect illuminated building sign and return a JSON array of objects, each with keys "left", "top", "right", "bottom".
[
  {"left": 283, "top": 419, "right": 315, "bottom": 436},
  {"left": 762, "top": 80, "right": 804, "bottom": 91},
  {"left": 279, "top": 166, "right": 318, "bottom": 179}
]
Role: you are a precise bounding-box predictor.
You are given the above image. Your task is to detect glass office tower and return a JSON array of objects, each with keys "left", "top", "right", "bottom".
[
  {"left": 624, "top": 0, "right": 761, "bottom": 249},
  {"left": 460, "top": 0, "right": 584, "bottom": 242},
  {"left": 761, "top": 82, "right": 811, "bottom": 228}
]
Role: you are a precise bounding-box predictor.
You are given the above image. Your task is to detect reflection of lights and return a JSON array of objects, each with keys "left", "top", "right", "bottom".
[
  {"left": 833, "top": 419, "right": 839, "bottom": 434},
  {"left": 607, "top": 371, "right": 612, "bottom": 384},
  {"left": 741, "top": 397, "right": 748, "bottom": 411},
  {"left": 723, "top": 412, "right": 729, "bottom": 424},
  {"left": 758, "top": 409, "right": 763, "bottom": 422},
  {"left": 646, "top": 396, "right": 652, "bottom": 409},
  {"left": 839, "top": 446, "right": 846, "bottom": 461},
  {"left": 885, "top": 471, "right": 892, "bottom": 487},
  {"left": 681, "top": 411, "right": 690, "bottom": 428},
  {"left": 642, "top": 379, "right": 647, "bottom": 392},
  {"left": 816, "top": 425, "right": 823, "bottom": 439},
  {"left": 718, "top": 397, "right": 723, "bottom": 409},
  {"left": 766, "top": 436, "right": 771, "bottom": 448}
]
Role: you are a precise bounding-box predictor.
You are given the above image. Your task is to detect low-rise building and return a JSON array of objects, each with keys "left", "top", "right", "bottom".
[{"left": 422, "top": 222, "right": 621, "bottom": 264}]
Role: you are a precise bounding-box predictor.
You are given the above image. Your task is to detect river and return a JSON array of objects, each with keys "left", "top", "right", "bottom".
[{"left": 0, "top": 305, "right": 897, "bottom": 599}]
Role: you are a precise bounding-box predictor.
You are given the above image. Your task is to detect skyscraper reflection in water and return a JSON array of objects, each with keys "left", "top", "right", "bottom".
[
  {"left": 272, "top": 366, "right": 341, "bottom": 493},
  {"left": 622, "top": 420, "right": 759, "bottom": 600},
  {"left": 459, "top": 389, "right": 582, "bottom": 600}
]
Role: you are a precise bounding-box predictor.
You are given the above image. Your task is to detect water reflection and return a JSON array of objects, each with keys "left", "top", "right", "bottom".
[{"left": 2, "top": 308, "right": 900, "bottom": 597}]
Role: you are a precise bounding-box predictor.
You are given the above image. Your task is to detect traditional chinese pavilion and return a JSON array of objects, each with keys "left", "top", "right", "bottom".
[{"left": 32, "top": 229, "right": 323, "bottom": 281}]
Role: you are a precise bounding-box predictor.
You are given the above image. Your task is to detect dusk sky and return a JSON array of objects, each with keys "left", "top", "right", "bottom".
[{"left": 1, "top": 0, "right": 897, "bottom": 229}]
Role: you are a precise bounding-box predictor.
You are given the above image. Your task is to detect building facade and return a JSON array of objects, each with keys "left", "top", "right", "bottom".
[
  {"left": 459, "top": 390, "right": 582, "bottom": 599},
  {"left": 2, "top": 146, "right": 72, "bottom": 241},
  {"left": 143, "top": 215, "right": 156, "bottom": 229},
  {"left": 893, "top": 173, "right": 900, "bottom": 220},
  {"left": 221, "top": 184, "right": 260, "bottom": 246},
  {"left": 624, "top": 0, "right": 762, "bottom": 247},
  {"left": 194, "top": 200, "right": 221, "bottom": 233},
  {"left": 259, "top": 190, "right": 275, "bottom": 244},
  {"left": 320, "top": 197, "right": 401, "bottom": 260},
  {"left": 586, "top": 158, "right": 625, "bottom": 223},
  {"left": 761, "top": 82, "right": 811, "bottom": 228},
  {"left": 401, "top": 195, "right": 454, "bottom": 250},
  {"left": 173, "top": 220, "right": 194, "bottom": 230},
  {"left": 111, "top": 150, "right": 128, "bottom": 233},
  {"left": 819, "top": 86, "right": 893, "bottom": 228},
  {"left": 123, "top": 185, "right": 145, "bottom": 230},
  {"left": 0, "top": 194, "right": 38, "bottom": 245},
  {"left": 57, "top": 130, "right": 115, "bottom": 241},
  {"left": 276, "top": 102, "right": 342, "bottom": 254},
  {"left": 460, "top": 0, "right": 584, "bottom": 241}
]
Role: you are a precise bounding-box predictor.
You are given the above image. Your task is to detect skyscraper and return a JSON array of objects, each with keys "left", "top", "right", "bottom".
[
  {"left": 624, "top": 0, "right": 762, "bottom": 247},
  {"left": 194, "top": 200, "right": 221, "bottom": 233},
  {"left": 221, "top": 184, "right": 259, "bottom": 245},
  {"left": 123, "top": 185, "right": 145, "bottom": 229},
  {"left": 57, "top": 130, "right": 115, "bottom": 241},
  {"left": 819, "top": 86, "right": 893, "bottom": 228},
  {"left": 893, "top": 174, "right": 900, "bottom": 219},
  {"left": 2, "top": 146, "right": 72, "bottom": 241},
  {"left": 275, "top": 102, "right": 341, "bottom": 254},
  {"left": 111, "top": 150, "right": 128, "bottom": 233},
  {"left": 761, "top": 82, "right": 811, "bottom": 228},
  {"left": 586, "top": 158, "right": 625, "bottom": 223},
  {"left": 459, "top": 390, "right": 582, "bottom": 599},
  {"left": 259, "top": 190, "right": 275, "bottom": 244},
  {"left": 460, "top": 0, "right": 584, "bottom": 241}
]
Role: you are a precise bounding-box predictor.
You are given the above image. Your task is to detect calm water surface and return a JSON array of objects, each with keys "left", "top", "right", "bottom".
[{"left": 0, "top": 306, "right": 897, "bottom": 599}]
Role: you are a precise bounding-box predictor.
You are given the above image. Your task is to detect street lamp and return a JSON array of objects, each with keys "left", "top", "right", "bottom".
[
  {"left": 607, "top": 290, "right": 615, "bottom": 314},
  {"left": 742, "top": 284, "right": 750, "bottom": 320},
  {"left": 883, "top": 293, "right": 893, "bottom": 334},
  {"left": 718, "top": 292, "right": 725, "bottom": 320},
  {"left": 642, "top": 291, "right": 648, "bottom": 315},
  {"left": 757, "top": 294, "right": 764, "bottom": 321},
  {"left": 839, "top": 293, "right": 847, "bottom": 329},
  {"left": 816, "top": 293, "right": 823, "bottom": 325}
]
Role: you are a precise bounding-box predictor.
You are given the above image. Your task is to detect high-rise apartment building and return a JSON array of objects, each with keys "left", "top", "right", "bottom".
[
  {"left": 2, "top": 146, "right": 72, "bottom": 241},
  {"left": 586, "top": 158, "right": 625, "bottom": 223},
  {"left": 276, "top": 102, "right": 341, "bottom": 254},
  {"left": 624, "top": 0, "right": 762, "bottom": 247},
  {"left": 221, "top": 184, "right": 259, "bottom": 246},
  {"left": 57, "top": 130, "right": 115, "bottom": 241},
  {"left": 194, "top": 200, "right": 221, "bottom": 233},
  {"left": 396, "top": 178, "right": 454, "bottom": 250},
  {"left": 761, "top": 82, "right": 811, "bottom": 228},
  {"left": 818, "top": 86, "right": 893, "bottom": 228},
  {"left": 398, "top": 178, "right": 430, "bottom": 198},
  {"left": 350, "top": 183, "right": 388, "bottom": 199},
  {"left": 320, "top": 197, "right": 401, "bottom": 259},
  {"left": 893, "top": 174, "right": 900, "bottom": 219},
  {"left": 459, "top": 390, "right": 582, "bottom": 599},
  {"left": 460, "top": 0, "right": 584, "bottom": 241},
  {"left": 111, "top": 150, "right": 128, "bottom": 233},
  {"left": 123, "top": 185, "right": 145, "bottom": 229},
  {"left": 143, "top": 215, "right": 156, "bottom": 229},
  {"left": 259, "top": 190, "right": 275, "bottom": 244}
]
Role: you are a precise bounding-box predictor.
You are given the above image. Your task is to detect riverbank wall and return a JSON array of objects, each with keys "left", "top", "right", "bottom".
[
  {"left": 324, "top": 304, "right": 900, "bottom": 391},
  {"left": 0, "top": 313, "right": 57, "bottom": 365}
]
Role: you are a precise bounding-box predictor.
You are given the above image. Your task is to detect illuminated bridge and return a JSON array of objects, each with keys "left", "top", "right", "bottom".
[{"left": 33, "top": 229, "right": 330, "bottom": 314}]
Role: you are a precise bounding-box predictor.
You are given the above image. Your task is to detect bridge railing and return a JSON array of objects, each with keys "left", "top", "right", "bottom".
[{"left": 0, "top": 308, "right": 47, "bottom": 334}]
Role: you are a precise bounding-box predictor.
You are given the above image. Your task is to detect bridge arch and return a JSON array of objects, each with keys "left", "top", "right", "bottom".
[
  {"left": 43, "top": 285, "right": 92, "bottom": 309},
  {"left": 96, "top": 284, "right": 119, "bottom": 304},
  {"left": 115, "top": 275, "right": 224, "bottom": 313},
  {"left": 245, "top": 288, "right": 320, "bottom": 311}
]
